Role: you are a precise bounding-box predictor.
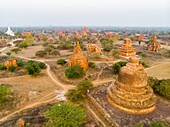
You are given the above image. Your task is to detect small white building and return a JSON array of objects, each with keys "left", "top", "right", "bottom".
[{"left": 5, "top": 26, "right": 15, "bottom": 36}]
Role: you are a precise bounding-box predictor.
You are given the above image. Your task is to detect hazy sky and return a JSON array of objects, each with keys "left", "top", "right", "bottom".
[{"left": 0, "top": 0, "right": 170, "bottom": 27}]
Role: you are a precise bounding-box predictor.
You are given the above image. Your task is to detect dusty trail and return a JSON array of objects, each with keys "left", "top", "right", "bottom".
[
  {"left": 0, "top": 40, "right": 112, "bottom": 126},
  {"left": 86, "top": 105, "right": 107, "bottom": 127},
  {"left": 0, "top": 41, "right": 75, "bottom": 124}
]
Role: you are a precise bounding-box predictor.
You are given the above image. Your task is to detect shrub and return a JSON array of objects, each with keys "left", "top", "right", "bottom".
[
  {"left": 8, "top": 65, "right": 16, "bottom": 72},
  {"left": 19, "top": 42, "right": 28, "bottom": 48},
  {"left": 56, "top": 59, "right": 67, "bottom": 66},
  {"left": 0, "top": 64, "right": 5, "bottom": 70},
  {"left": 25, "top": 61, "right": 41, "bottom": 76},
  {"left": 152, "top": 79, "right": 170, "bottom": 100},
  {"left": 103, "top": 45, "right": 113, "bottom": 52},
  {"left": 137, "top": 52, "right": 148, "bottom": 57},
  {"left": 112, "top": 61, "right": 127, "bottom": 74},
  {"left": 37, "top": 62, "right": 46, "bottom": 69},
  {"left": 50, "top": 49, "right": 60, "bottom": 55},
  {"left": 88, "top": 62, "right": 96, "bottom": 68},
  {"left": 66, "top": 80, "right": 93, "bottom": 102},
  {"left": 159, "top": 49, "right": 170, "bottom": 57},
  {"left": 6, "top": 52, "right": 12, "bottom": 56},
  {"left": 139, "top": 61, "right": 149, "bottom": 68},
  {"left": 66, "top": 90, "right": 84, "bottom": 102},
  {"left": 77, "top": 80, "right": 93, "bottom": 93},
  {"left": 44, "top": 103, "right": 86, "bottom": 127},
  {"left": 65, "top": 65, "right": 85, "bottom": 79},
  {"left": 0, "top": 86, "right": 11, "bottom": 105},
  {"left": 112, "top": 49, "right": 120, "bottom": 57},
  {"left": 35, "top": 50, "right": 47, "bottom": 57},
  {"left": 148, "top": 77, "right": 170, "bottom": 100},
  {"left": 42, "top": 42, "right": 48, "bottom": 47},
  {"left": 11, "top": 48, "right": 21, "bottom": 54},
  {"left": 149, "top": 120, "right": 170, "bottom": 127},
  {"left": 17, "top": 60, "right": 24, "bottom": 67}
]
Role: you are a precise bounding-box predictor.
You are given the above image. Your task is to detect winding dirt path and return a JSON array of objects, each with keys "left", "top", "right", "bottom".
[{"left": 0, "top": 41, "right": 75, "bottom": 124}]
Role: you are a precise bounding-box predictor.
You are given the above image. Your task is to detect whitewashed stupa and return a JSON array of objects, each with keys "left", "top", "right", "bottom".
[{"left": 5, "top": 26, "right": 15, "bottom": 36}]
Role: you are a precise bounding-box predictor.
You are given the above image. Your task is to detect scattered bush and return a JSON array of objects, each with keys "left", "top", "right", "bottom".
[
  {"left": 17, "top": 60, "right": 24, "bottom": 67},
  {"left": 44, "top": 103, "right": 86, "bottom": 127},
  {"left": 58, "top": 41, "right": 74, "bottom": 50},
  {"left": 66, "top": 80, "right": 93, "bottom": 102},
  {"left": 149, "top": 120, "right": 170, "bottom": 127},
  {"left": 77, "top": 80, "right": 93, "bottom": 93},
  {"left": 11, "top": 48, "right": 21, "bottom": 54},
  {"left": 19, "top": 42, "right": 28, "bottom": 48},
  {"left": 35, "top": 50, "right": 47, "bottom": 57},
  {"left": 42, "top": 42, "right": 48, "bottom": 47},
  {"left": 0, "top": 86, "right": 11, "bottom": 106},
  {"left": 65, "top": 65, "right": 85, "bottom": 79},
  {"left": 56, "top": 59, "right": 67, "bottom": 66},
  {"left": 112, "top": 49, "right": 120, "bottom": 57},
  {"left": 88, "top": 62, "right": 96, "bottom": 68},
  {"left": 112, "top": 61, "right": 127, "bottom": 74},
  {"left": 152, "top": 79, "right": 170, "bottom": 100},
  {"left": 159, "top": 49, "right": 170, "bottom": 57},
  {"left": 8, "top": 65, "right": 16, "bottom": 72},
  {"left": 139, "top": 61, "right": 149, "bottom": 68},
  {"left": 103, "top": 45, "right": 113, "bottom": 52},
  {"left": 50, "top": 49, "right": 60, "bottom": 55},
  {"left": 6, "top": 52, "right": 12, "bottom": 56},
  {"left": 25, "top": 61, "right": 41, "bottom": 76},
  {"left": 137, "top": 52, "right": 148, "bottom": 57},
  {"left": 37, "top": 62, "right": 46, "bottom": 69},
  {"left": 148, "top": 77, "right": 170, "bottom": 100},
  {"left": 0, "top": 64, "right": 5, "bottom": 70},
  {"left": 66, "top": 90, "right": 84, "bottom": 102}
]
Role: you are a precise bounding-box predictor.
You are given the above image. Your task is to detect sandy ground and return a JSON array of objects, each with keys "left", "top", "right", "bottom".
[
  {"left": 0, "top": 70, "right": 61, "bottom": 103},
  {"left": 146, "top": 62, "right": 170, "bottom": 79}
]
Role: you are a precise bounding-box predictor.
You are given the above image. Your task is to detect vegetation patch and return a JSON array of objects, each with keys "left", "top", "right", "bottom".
[
  {"left": 65, "top": 65, "right": 85, "bottom": 79},
  {"left": 44, "top": 103, "right": 86, "bottom": 127}
]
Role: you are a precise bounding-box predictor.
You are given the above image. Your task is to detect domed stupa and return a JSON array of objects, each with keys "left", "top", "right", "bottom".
[
  {"left": 107, "top": 57, "right": 156, "bottom": 114},
  {"left": 120, "top": 38, "right": 136, "bottom": 56},
  {"left": 68, "top": 42, "right": 88, "bottom": 71}
]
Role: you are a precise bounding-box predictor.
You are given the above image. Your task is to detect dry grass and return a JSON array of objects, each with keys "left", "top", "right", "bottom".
[
  {"left": 146, "top": 62, "right": 170, "bottom": 79},
  {"left": 0, "top": 70, "right": 61, "bottom": 103}
]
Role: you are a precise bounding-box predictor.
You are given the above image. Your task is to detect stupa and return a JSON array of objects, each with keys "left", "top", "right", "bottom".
[
  {"left": 68, "top": 42, "right": 88, "bottom": 71},
  {"left": 147, "top": 35, "right": 161, "bottom": 52},
  {"left": 5, "top": 26, "right": 15, "bottom": 36},
  {"left": 1, "top": 36, "right": 5, "bottom": 44},
  {"left": 107, "top": 57, "right": 156, "bottom": 114},
  {"left": 120, "top": 38, "right": 136, "bottom": 56},
  {"left": 3, "top": 59, "right": 18, "bottom": 70},
  {"left": 88, "top": 44, "right": 102, "bottom": 55}
]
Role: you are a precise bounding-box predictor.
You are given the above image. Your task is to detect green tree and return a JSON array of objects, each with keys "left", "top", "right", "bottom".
[
  {"left": 8, "top": 65, "right": 16, "bottom": 72},
  {"left": 6, "top": 52, "right": 12, "bottom": 56},
  {"left": 45, "top": 103, "right": 86, "bottom": 127},
  {"left": 25, "top": 61, "right": 41, "bottom": 76},
  {"left": 88, "top": 62, "right": 96, "bottom": 68},
  {"left": 35, "top": 50, "right": 47, "bottom": 57},
  {"left": 17, "top": 60, "right": 24, "bottom": 67},
  {"left": 11, "top": 48, "right": 21, "bottom": 54},
  {"left": 112, "top": 61, "right": 127, "bottom": 74},
  {"left": 56, "top": 59, "right": 67, "bottom": 66},
  {"left": 77, "top": 80, "right": 93, "bottom": 93},
  {"left": 37, "top": 62, "right": 46, "bottom": 69},
  {"left": 0, "top": 86, "right": 11, "bottom": 106},
  {"left": 65, "top": 65, "right": 85, "bottom": 79}
]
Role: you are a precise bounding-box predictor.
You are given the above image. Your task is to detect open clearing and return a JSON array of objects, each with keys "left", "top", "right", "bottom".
[{"left": 146, "top": 62, "right": 170, "bottom": 79}]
